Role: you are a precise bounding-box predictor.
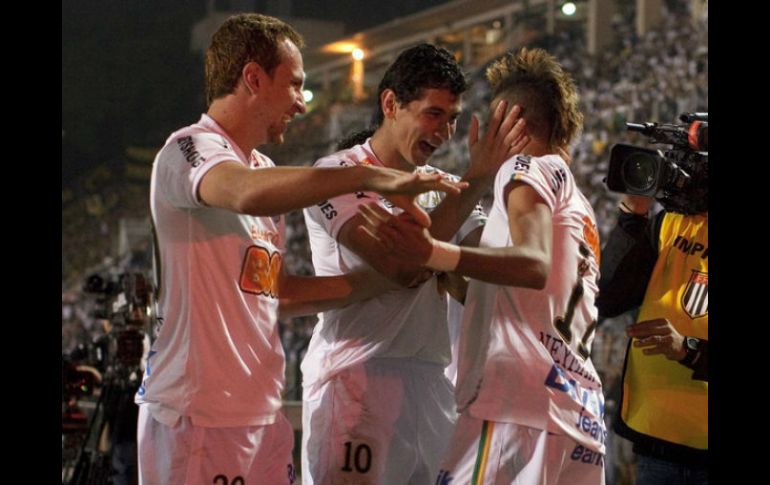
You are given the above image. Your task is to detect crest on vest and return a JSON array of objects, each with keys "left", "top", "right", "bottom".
[{"left": 682, "top": 270, "right": 708, "bottom": 319}]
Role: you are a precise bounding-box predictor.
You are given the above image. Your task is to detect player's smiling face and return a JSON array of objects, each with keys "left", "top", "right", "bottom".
[
  {"left": 391, "top": 88, "right": 461, "bottom": 167},
  {"left": 263, "top": 38, "right": 307, "bottom": 145}
]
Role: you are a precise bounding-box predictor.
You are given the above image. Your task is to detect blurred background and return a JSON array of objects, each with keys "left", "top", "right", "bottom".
[{"left": 62, "top": 1, "right": 707, "bottom": 483}]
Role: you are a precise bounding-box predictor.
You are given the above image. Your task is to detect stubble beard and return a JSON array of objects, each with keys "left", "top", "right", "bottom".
[{"left": 267, "top": 124, "right": 286, "bottom": 145}]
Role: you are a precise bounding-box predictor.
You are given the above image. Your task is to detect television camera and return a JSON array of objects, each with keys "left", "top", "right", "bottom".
[
  {"left": 62, "top": 272, "right": 153, "bottom": 484},
  {"left": 606, "top": 112, "right": 708, "bottom": 214}
]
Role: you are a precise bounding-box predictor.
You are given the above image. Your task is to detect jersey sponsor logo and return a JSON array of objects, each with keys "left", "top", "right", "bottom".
[
  {"left": 682, "top": 270, "right": 708, "bottom": 319},
  {"left": 250, "top": 224, "right": 280, "bottom": 246},
  {"left": 355, "top": 191, "right": 371, "bottom": 199},
  {"left": 239, "top": 246, "right": 281, "bottom": 297},
  {"left": 177, "top": 136, "right": 206, "bottom": 167},
  {"left": 574, "top": 406, "right": 607, "bottom": 444},
  {"left": 582, "top": 217, "right": 601, "bottom": 265},
  {"left": 570, "top": 444, "right": 605, "bottom": 467},
  {"left": 674, "top": 235, "right": 708, "bottom": 258},
  {"left": 317, "top": 200, "right": 338, "bottom": 220},
  {"left": 544, "top": 363, "right": 606, "bottom": 444}
]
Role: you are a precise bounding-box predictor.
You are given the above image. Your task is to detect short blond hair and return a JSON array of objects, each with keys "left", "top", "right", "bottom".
[
  {"left": 205, "top": 13, "right": 304, "bottom": 106},
  {"left": 486, "top": 47, "right": 582, "bottom": 148}
]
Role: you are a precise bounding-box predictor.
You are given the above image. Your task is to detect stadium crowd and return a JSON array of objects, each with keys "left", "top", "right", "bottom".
[{"left": 62, "top": 2, "right": 706, "bottom": 482}]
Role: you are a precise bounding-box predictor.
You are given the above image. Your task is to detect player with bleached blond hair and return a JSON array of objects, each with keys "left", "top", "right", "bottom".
[{"left": 360, "top": 47, "right": 606, "bottom": 485}]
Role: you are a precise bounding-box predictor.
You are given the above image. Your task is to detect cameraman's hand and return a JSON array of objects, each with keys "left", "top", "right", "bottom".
[
  {"left": 627, "top": 318, "right": 686, "bottom": 361},
  {"left": 619, "top": 194, "right": 654, "bottom": 216}
]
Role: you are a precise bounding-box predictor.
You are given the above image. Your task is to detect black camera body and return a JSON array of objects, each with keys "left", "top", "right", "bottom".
[
  {"left": 82, "top": 272, "right": 151, "bottom": 372},
  {"left": 606, "top": 112, "right": 708, "bottom": 214}
]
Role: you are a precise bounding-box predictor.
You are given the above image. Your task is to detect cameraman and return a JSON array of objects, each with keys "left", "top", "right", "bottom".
[{"left": 596, "top": 193, "right": 707, "bottom": 484}]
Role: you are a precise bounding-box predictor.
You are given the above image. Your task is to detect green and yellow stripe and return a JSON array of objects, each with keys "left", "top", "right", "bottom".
[{"left": 471, "top": 420, "right": 495, "bottom": 485}]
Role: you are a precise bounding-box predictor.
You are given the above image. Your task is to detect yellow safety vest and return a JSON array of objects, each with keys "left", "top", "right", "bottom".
[{"left": 620, "top": 212, "right": 708, "bottom": 450}]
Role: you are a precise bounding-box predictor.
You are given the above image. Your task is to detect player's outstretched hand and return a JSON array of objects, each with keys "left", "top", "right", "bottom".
[
  {"left": 356, "top": 202, "right": 433, "bottom": 265},
  {"left": 363, "top": 167, "right": 468, "bottom": 227}
]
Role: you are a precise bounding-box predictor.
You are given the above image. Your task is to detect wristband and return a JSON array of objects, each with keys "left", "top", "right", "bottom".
[{"left": 426, "top": 240, "right": 461, "bottom": 272}]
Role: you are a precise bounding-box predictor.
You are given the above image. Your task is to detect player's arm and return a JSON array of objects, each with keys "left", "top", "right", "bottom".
[
  {"left": 278, "top": 269, "right": 399, "bottom": 318},
  {"left": 198, "top": 161, "right": 465, "bottom": 226},
  {"left": 337, "top": 211, "right": 433, "bottom": 288},
  {"left": 451, "top": 181, "right": 551, "bottom": 287},
  {"left": 427, "top": 100, "right": 529, "bottom": 241},
  {"left": 438, "top": 226, "right": 483, "bottom": 303},
  {"left": 359, "top": 181, "right": 552, "bottom": 288}
]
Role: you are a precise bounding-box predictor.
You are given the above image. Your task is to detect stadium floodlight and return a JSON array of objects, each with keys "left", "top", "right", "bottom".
[{"left": 561, "top": 2, "right": 577, "bottom": 16}]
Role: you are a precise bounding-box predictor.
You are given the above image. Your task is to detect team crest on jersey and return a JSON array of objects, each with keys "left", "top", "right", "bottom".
[{"left": 682, "top": 270, "right": 708, "bottom": 319}]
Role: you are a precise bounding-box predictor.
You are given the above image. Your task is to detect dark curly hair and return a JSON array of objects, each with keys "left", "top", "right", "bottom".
[{"left": 338, "top": 43, "right": 467, "bottom": 149}]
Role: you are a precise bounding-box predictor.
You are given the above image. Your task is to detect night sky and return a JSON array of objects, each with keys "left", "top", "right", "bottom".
[{"left": 62, "top": 0, "right": 451, "bottom": 189}]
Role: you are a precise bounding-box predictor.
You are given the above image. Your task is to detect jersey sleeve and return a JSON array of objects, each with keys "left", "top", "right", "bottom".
[
  {"left": 455, "top": 202, "right": 487, "bottom": 244},
  {"left": 305, "top": 155, "right": 382, "bottom": 241},
  {"left": 155, "top": 132, "right": 242, "bottom": 209},
  {"left": 495, "top": 155, "right": 562, "bottom": 213}
]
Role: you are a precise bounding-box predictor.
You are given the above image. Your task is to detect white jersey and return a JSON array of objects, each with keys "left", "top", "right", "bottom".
[
  {"left": 414, "top": 166, "right": 487, "bottom": 386},
  {"left": 455, "top": 154, "right": 606, "bottom": 453},
  {"left": 301, "top": 140, "right": 484, "bottom": 399},
  {"left": 136, "top": 114, "right": 287, "bottom": 428}
]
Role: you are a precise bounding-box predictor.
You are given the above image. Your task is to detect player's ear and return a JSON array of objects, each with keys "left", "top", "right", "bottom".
[
  {"left": 381, "top": 89, "right": 398, "bottom": 119},
  {"left": 241, "top": 62, "right": 264, "bottom": 96}
]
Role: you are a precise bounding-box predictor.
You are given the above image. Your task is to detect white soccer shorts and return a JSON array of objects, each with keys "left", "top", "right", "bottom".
[
  {"left": 437, "top": 412, "right": 605, "bottom": 485},
  {"left": 137, "top": 405, "right": 296, "bottom": 485},
  {"left": 301, "top": 358, "right": 456, "bottom": 485}
]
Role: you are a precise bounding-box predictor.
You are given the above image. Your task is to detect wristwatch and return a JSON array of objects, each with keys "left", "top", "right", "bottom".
[{"left": 679, "top": 336, "right": 702, "bottom": 367}]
